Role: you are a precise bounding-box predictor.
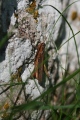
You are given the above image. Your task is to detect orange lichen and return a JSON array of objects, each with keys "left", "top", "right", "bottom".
[
  {"left": 26, "top": 0, "right": 39, "bottom": 22},
  {"left": 11, "top": 66, "right": 22, "bottom": 82},
  {"left": 1, "top": 102, "right": 10, "bottom": 119},
  {"left": 1, "top": 112, "right": 9, "bottom": 119},
  {"left": 71, "top": 11, "right": 78, "bottom": 20},
  {"left": 29, "top": 0, "right": 36, "bottom": 9},
  {"left": 26, "top": 0, "right": 36, "bottom": 14},
  {"left": 3, "top": 102, "right": 9, "bottom": 110},
  {"left": 33, "top": 9, "right": 39, "bottom": 22}
]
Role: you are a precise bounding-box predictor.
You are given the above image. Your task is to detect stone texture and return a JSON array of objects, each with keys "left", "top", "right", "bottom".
[{"left": 1, "top": 0, "right": 80, "bottom": 119}]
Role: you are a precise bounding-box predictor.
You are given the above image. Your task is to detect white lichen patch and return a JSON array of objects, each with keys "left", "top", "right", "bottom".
[
  {"left": 17, "top": 0, "right": 28, "bottom": 10},
  {"left": 0, "top": 37, "right": 32, "bottom": 82},
  {"left": 25, "top": 79, "right": 44, "bottom": 99},
  {"left": 21, "top": 63, "right": 34, "bottom": 82}
]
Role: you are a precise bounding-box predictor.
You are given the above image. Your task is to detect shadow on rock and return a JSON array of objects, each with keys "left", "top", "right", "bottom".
[
  {"left": 0, "top": 32, "right": 8, "bottom": 62},
  {"left": 0, "top": 0, "right": 18, "bottom": 62}
]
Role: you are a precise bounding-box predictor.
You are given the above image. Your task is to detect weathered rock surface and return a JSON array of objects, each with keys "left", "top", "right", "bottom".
[
  {"left": 0, "top": 0, "right": 61, "bottom": 93},
  {"left": 0, "top": 0, "right": 80, "bottom": 119}
]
